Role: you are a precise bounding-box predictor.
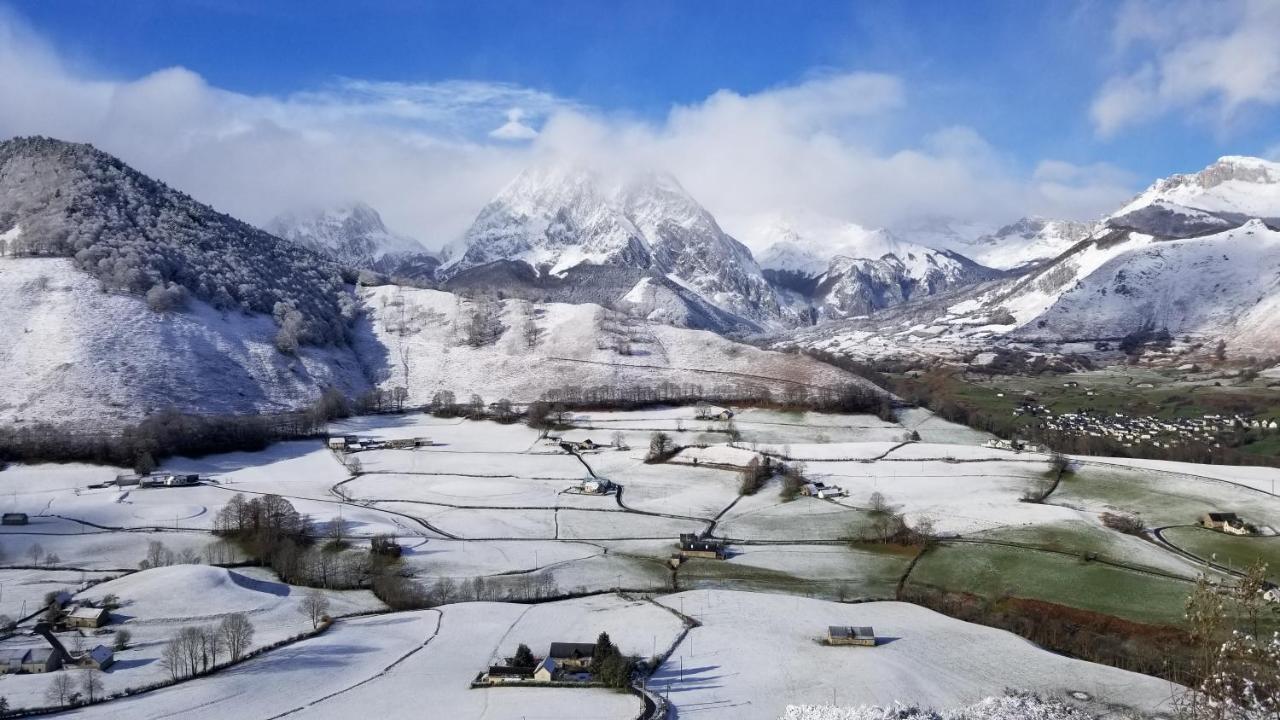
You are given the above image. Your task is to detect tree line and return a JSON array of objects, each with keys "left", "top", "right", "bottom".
[{"left": 0, "top": 388, "right": 352, "bottom": 471}]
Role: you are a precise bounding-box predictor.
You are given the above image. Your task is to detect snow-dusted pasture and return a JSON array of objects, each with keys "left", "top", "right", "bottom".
[
  {"left": 0, "top": 565, "right": 385, "bottom": 712},
  {"left": 651, "top": 590, "right": 1176, "bottom": 720},
  {"left": 360, "top": 285, "right": 871, "bottom": 407},
  {"left": 1, "top": 407, "right": 1269, "bottom": 717},
  {"left": 60, "top": 594, "right": 679, "bottom": 720},
  {"left": 1054, "top": 464, "right": 1280, "bottom": 530},
  {"left": 0, "top": 568, "right": 119, "bottom": 620}
]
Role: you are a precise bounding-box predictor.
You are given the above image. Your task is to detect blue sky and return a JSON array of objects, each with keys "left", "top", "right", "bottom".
[{"left": 3, "top": 0, "right": 1279, "bottom": 246}]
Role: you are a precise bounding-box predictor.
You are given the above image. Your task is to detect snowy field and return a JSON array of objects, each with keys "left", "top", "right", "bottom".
[
  {"left": 651, "top": 590, "right": 1176, "bottom": 720},
  {"left": 0, "top": 405, "right": 1268, "bottom": 717},
  {"left": 0, "top": 565, "right": 385, "bottom": 712},
  {"left": 58, "top": 595, "right": 676, "bottom": 720}
]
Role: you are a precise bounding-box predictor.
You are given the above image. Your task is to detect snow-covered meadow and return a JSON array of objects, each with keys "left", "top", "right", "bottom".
[{"left": 0, "top": 402, "right": 1270, "bottom": 717}]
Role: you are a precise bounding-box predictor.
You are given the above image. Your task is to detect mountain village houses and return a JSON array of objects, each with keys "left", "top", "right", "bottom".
[
  {"left": 0, "top": 620, "right": 115, "bottom": 676},
  {"left": 1014, "top": 400, "right": 1273, "bottom": 451}
]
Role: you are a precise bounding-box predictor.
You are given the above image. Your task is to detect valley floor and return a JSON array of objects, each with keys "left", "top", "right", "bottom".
[{"left": 0, "top": 405, "right": 1276, "bottom": 718}]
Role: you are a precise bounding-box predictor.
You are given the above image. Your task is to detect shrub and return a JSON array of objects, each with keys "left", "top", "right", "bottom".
[{"left": 1101, "top": 512, "right": 1145, "bottom": 535}]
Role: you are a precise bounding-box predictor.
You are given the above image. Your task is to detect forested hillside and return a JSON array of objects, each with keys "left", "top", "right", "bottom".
[{"left": 0, "top": 137, "right": 356, "bottom": 347}]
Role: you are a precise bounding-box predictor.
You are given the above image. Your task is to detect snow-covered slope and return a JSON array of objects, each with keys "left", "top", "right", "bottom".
[
  {"left": 0, "top": 257, "right": 370, "bottom": 427},
  {"left": 1012, "top": 220, "right": 1280, "bottom": 351},
  {"left": 266, "top": 202, "right": 439, "bottom": 279},
  {"left": 757, "top": 217, "right": 999, "bottom": 321},
  {"left": 0, "top": 137, "right": 352, "bottom": 346},
  {"left": 959, "top": 217, "right": 1097, "bottom": 270},
  {"left": 359, "top": 284, "right": 875, "bottom": 406},
  {"left": 1112, "top": 155, "right": 1280, "bottom": 222},
  {"left": 442, "top": 164, "right": 784, "bottom": 328},
  {"left": 774, "top": 156, "right": 1280, "bottom": 359}
]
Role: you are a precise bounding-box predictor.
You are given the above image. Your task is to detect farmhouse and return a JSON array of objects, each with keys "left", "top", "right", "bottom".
[
  {"left": 533, "top": 657, "right": 558, "bottom": 682},
  {"left": 1, "top": 512, "right": 28, "bottom": 526},
  {"left": 0, "top": 647, "right": 62, "bottom": 674},
  {"left": 679, "top": 533, "right": 727, "bottom": 560},
  {"left": 826, "top": 625, "right": 877, "bottom": 647},
  {"left": 327, "top": 437, "right": 347, "bottom": 451},
  {"left": 548, "top": 642, "right": 597, "bottom": 669},
  {"left": 81, "top": 645, "right": 114, "bottom": 670},
  {"left": 559, "top": 439, "right": 599, "bottom": 453},
  {"left": 65, "top": 605, "right": 109, "bottom": 629},
  {"left": 1200, "top": 512, "right": 1251, "bottom": 535}
]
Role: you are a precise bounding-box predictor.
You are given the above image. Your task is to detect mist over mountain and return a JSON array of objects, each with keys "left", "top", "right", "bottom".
[
  {"left": 442, "top": 163, "right": 784, "bottom": 330},
  {"left": 266, "top": 203, "right": 440, "bottom": 281}
]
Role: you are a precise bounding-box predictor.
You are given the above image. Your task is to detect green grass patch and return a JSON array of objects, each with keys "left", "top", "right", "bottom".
[
  {"left": 679, "top": 546, "right": 907, "bottom": 600},
  {"left": 1161, "top": 526, "right": 1280, "bottom": 583},
  {"left": 908, "top": 541, "right": 1196, "bottom": 626},
  {"left": 1051, "top": 466, "right": 1280, "bottom": 528}
]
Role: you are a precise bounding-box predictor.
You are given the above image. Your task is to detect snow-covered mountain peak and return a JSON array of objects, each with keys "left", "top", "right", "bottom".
[
  {"left": 1113, "top": 155, "right": 1280, "bottom": 221},
  {"left": 268, "top": 202, "right": 427, "bottom": 260},
  {"left": 961, "top": 216, "right": 1097, "bottom": 270},
  {"left": 756, "top": 216, "right": 911, "bottom": 276},
  {"left": 445, "top": 162, "right": 783, "bottom": 327},
  {"left": 266, "top": 201, "right": 437, "bottom": 280}
]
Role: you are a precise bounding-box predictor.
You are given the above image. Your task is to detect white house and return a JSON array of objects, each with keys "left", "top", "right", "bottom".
[{"left": 533, "top": 657, "right": 558, "bottom": 682}]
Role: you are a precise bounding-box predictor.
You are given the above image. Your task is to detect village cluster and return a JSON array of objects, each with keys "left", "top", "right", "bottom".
[{"left": 1011, "top": 395, "right": 1272, "bottom": 450}]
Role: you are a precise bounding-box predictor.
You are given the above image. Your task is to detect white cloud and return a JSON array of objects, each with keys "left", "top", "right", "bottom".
[
  {"left": 529, "top": 75, "right": 1130, "bottom": 248},
  {"left": 1092, "top": 0, "right": 1280, "bottom": 136},
  {"left": 489, "top": 108, "right": 539, "bottom": 141},
  {"left": 0, "top": 9, "right": 1134, "bottom": 253}
]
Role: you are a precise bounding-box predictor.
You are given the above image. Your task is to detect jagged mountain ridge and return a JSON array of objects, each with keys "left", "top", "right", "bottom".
[
  {"left": 266, "top": 202, "right": 439, "bottom": 280},
  {"left": 442, "top": 164, "right": 784, "bottom": 330},
  {"left": 756, "top": 217, "right": 1002, "bottom": 321},
  {"left": 1106, "top": 156, "right": 1280, "bottom": 238},
  {"left": 959, "top": 217, "right": 1097, "bottom": 271},
  {"left": 774, "top": 155, "right": 1280, "bottom": 358}
]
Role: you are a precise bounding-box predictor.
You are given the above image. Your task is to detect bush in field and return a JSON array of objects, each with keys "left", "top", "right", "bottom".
[
  {"left": 646, "top": 432, "right": 676, "bottom": 463},
  {"left": 738, "top": 457, "right": 770, "bottom": 496},
  {"left": 1101, "top": 512, "right": 1145, "bottom": 535}
]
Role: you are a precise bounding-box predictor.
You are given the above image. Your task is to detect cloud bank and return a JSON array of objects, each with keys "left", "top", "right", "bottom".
[
  {"left": 0, "top": 9, "right": 1134, "bottom": 252},
  {"left": 1092, "top": 0, "right": 1280, "bottom": 137}
]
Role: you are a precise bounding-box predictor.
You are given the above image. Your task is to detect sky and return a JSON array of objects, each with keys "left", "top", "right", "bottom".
[{"left": 2, "top": 0, "right": 1280, "bottom": 251}]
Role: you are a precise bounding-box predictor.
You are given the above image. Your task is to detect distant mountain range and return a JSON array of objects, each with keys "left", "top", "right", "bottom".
[
  {"left": 266, "top": 203, "right": 439, "bottom": 282},
  {"left": 440, "top": 164, "right": 782, "bottom": 330},
  {"left": 4, "top": 134, "right": 1280, "bottom": 424},
  {"left": 781, "top": 155, "right": 1280, "bottom": 359},
  {"left": 441, "top": 164, "right": 1013, "bottom": 331},
  {"left": 0, "top": 136, "right": 869, "bottom": 426}
]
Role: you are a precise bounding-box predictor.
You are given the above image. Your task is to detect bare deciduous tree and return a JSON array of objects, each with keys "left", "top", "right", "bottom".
[
  {"left": 80, "top": 668, "right": 104, "bottom": 703},
  {"left": 218, "top": 613, "right": 254, "bottom": 661},
  {"left": 45, "top": 672, "right": 75, "bottom": 706},
  {"left": 301, "top": 589, "right": 331, "bottom": 629}
]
